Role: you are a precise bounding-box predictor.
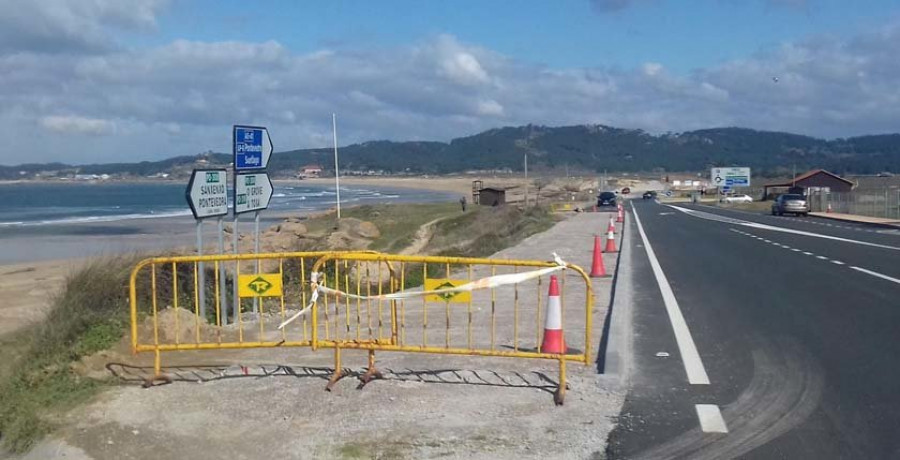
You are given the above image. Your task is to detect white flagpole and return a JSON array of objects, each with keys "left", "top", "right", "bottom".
[{"left": 332, "top": 113, "right": 341, "bottom": 219}]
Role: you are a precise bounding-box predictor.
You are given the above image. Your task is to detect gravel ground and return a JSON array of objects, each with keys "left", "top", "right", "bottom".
[{"left": 17, "top": 210, "right": 627, "bottom": 460}]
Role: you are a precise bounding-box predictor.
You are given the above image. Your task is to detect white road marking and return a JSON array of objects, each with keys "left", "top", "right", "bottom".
[
  {"left": 832, "top": 260, "right": 845, "bottom": 265},
  {"left": 667, "top": 205, "right": 900, "bottom": 251},
  {"left": 695, "top": 404, "right": 729, "bottom": 433},
  {"left": 791, "top": 248, "right": 801, "bottom": 252},
  {"left": 632, "top": 206, "right": 710, "bottom": 385},
  {"left": 816, "top": 256, "right": 828, "bottom": 260},
  {"left": 850, "top": 266, "right": 900, "bottom": 285},
  {"left": 802, "top": 252, "right": 814, "bottom": 256}
]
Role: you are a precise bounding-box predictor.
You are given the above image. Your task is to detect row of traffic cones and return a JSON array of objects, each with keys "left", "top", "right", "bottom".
[
  {"left": 539, "top": 206, "right": 624, "bottom": 355},
  {"left": 589, "top": 216, "right": 618, "bottom": 277}
]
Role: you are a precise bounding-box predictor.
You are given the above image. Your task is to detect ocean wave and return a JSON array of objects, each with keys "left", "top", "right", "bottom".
[{"left": 0, "top": 209, "right": 193, "bottom": 227}]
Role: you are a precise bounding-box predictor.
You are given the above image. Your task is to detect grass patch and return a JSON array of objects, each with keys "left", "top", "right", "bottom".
[
  {"left": 430, "top": 205, "right": 556, "bottom": 258},
  {"left": 0, "top": 255, "right": 140, "bottom": 453},
  {"left": 342, "top": 203, "right": 460, "bottom": 252}
]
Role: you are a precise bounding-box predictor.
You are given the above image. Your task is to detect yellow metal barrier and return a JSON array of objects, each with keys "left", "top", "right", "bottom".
[
  {"left": 129, "top": 251, "right": 592, "bottom": 404},
  {"left": 550, "top": 203, "right": 575, "bottom": 212},
  {"left": 308, "top": 253, "right": 593, "bottom": 405},
  {"left": 128, "top": 251, "right": 382, "bottom": 385}
]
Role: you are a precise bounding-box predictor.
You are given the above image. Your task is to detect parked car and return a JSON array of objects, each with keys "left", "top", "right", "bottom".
[
  {"left": 621, "top": 187, "right": 631, "bottom": 195},
  {"left": 597, "top": 191, "right": 617, "bottom": 207},
  {"left": 771, "top": 194, "right": 809, "bottom": 216},
  {"left": 722, "top": 194, "right": 753, "bottom": 203},
  {"left": 642, "top": 191, "right": 657, "bottom": 200}
]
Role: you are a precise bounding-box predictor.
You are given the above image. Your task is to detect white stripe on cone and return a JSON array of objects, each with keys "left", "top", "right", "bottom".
[{"left": 540, "top": 275, "right": 566, "bottom": 354}]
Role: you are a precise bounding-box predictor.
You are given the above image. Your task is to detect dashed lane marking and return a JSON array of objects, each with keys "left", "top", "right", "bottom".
[
  {"left": 696, "top": 404, "right": 729, "bottom": 433},
  {"left": 732, "top": 228, "right": 899, "bottom": 285}
]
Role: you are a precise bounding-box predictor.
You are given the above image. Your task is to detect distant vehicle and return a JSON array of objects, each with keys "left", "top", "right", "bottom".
[
  {"left": 771, "top": 194, "right": 809, "bottom": 216},
  {"left": 642, "top": 191, "right": 657, "bottom": 200},
  {"left": 597, "top": 191, "right": 617, "bottom": 207},
  {"left": 621, "top": 187, "right": 631, "bottom": 195},
  {"left": 722, "top": 194, "right": 753, "bottom": 203}
]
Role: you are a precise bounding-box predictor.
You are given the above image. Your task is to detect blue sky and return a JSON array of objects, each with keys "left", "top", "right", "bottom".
[
  {"left": 1, "top": 0, "right": 900, "bottom": 164},
  {"left": 148, "top": 0, "right": 896, "bottom": 73}
]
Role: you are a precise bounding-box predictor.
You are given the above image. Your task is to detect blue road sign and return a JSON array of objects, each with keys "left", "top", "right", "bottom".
[{"left": 233, "top": 125, "right": 272, "bottom": 171}]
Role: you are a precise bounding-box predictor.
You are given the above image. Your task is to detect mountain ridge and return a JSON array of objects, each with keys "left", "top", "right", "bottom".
[{"left": 4, "top": 125, "right": 899, "bottom": 179}]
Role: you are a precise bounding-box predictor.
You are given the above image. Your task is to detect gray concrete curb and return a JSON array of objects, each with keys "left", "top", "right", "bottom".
[{"left": 597, "top": 204, "right": 633, "bottom": 387}]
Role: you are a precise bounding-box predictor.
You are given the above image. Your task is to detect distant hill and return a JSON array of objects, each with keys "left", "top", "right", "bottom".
[{"left": 4, "top": 125, "right": 900, "bottom": 180}]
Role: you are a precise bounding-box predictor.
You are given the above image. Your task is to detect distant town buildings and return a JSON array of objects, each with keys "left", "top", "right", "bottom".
[{"left": 299, "top": 164, "right": 324, "bottom": 178}]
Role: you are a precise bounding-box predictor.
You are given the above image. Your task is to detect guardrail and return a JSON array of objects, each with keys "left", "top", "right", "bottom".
[{"left": 129, "top": 252, "right": 592, "bottom": 404}]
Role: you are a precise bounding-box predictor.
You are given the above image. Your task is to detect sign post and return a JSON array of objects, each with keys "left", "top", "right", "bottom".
[
  {"left": 232, "top": 125, "right": 274, "bottom": 322},
  {"left": 185, "top": 169, "right": 228, "bottom": 320}
]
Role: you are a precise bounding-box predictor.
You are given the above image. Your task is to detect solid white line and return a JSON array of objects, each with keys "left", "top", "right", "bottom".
[
  {"left": 695, "top": 404, "right": 728, "bottom": 433},
  {"left": 632, "top": 206, "right": 711, "bottom": 385},
  {"left": 850, "top": 266, "right": 900, "bottom": 285}
]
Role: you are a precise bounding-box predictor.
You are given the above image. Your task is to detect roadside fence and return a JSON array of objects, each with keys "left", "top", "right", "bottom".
[{"left": 807, "top": 188, "right": 900, "bottom": 219}]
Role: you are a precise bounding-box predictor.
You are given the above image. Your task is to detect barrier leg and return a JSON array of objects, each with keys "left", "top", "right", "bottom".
[
  {"left": 142, "top": 349, "right": 172, "bottom": 388},
  {"left": 357, "top": 350, "right": 383, "bottom": 390},
  {"left": 326, "top": 346, "right": 346, "bottom": 392},
  {"left": 554, "top": 357, "right": 566, "bottom": 406}
]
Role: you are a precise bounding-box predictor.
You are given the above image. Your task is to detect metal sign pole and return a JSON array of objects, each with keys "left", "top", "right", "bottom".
[
  {"left": 233, "top": 214, "right": 239, "bottom": 324},
  {"left": 196, "top": 219, "right": 206, "bottom": 320},
  {"left": 253, "top": 211, "right": 260, "bottom": 314},
  {"left": 218, "top": 216, "right": 227, "bottom": 326}
]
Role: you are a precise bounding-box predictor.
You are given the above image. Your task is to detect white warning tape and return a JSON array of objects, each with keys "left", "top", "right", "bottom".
[{"left": 277, "top": 253, "right": 568, "bottom": 330}]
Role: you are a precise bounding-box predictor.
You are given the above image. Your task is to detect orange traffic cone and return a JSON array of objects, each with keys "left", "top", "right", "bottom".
[
  {"left": 826, "top": 203, "right": 833, "bottom": 213},
  {"left": 589, "top": 235, "right": 609, "bottom": 278},
  {"left": 540, "top": 275, "right": 566, "bottom": 354},
  {"left": 616, "top": 204, "right": 625, "bottom": 223},
  {"left": 605, "top": 228, "right": 618, "bottom": 253},
  {"left": 607, "top": 216, "right": 617, "bottom": 235}
]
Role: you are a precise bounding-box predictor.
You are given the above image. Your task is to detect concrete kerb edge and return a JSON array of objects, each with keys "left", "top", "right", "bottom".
[{"left": 596, "top": 203, "right": 632, "bottom": 387}]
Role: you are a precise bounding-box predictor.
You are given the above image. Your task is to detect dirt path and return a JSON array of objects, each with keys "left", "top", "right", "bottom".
[
  {"left": 399, "top": 217, "right": 444, "bottom": 255},
  {"left": 18, "top": 212, "right": 626, "bottom": 460}
]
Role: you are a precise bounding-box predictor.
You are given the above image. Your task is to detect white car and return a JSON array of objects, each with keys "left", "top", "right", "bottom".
[{"left": 722, "top": 194, "right": 753, "bottom": 203}]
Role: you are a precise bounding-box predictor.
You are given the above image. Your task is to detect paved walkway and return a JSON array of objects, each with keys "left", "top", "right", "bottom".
[{"left": 810, "top": 211, "right": 900, "bottom": 227}]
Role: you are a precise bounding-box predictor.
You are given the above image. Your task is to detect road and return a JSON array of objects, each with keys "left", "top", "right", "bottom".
[{"left": 607, "top": 199, "right": 900, "bottom": 459}]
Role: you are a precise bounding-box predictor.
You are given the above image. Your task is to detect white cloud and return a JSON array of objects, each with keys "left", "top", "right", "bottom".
[
  {"left": 0, "top": 0, "right": 167, "bottom": 55},
  {"left": 1, "top": 18, "right": 899, "bottom": 164},
  {"left": 476, "top": 99, "right": 505, "bottom": 116},
  {"left": 40, "top": 115, "right": 115, "bottom": 135}
]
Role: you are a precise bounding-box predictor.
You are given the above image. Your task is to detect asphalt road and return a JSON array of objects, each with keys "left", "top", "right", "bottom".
[{"left": 607, "top": 199, "right": 900, "bottom": 459}]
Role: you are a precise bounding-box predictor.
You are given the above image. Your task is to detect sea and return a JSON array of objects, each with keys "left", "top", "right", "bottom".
[
  {"left": 0, "top": 182, "right": 455, "bottom": 228},
  {"left": 0, "top": 182, "right": 456, "bottom": 263}
]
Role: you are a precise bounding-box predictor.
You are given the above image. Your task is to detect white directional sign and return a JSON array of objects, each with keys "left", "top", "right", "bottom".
[
  {"left": 711, "top": 167, "right": 751, "bottom": 187},
  {"left": 233, "top": 125, "right": 273, "bottom": 171},
  {"left": 185, "top": 169, "right": 228, "bottom": 219},
  {"left": 234, "top": 172, "right": 273, "bottom": 215}
]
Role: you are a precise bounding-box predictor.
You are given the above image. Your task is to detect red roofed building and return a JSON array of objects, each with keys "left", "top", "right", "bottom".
[{"left": 763, "top": 169, "right": 855, "bottom": 200}]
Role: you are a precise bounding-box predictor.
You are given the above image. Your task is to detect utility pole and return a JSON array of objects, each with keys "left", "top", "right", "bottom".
[
  {"left": 333, "top": 113, "right": 341, "bottom": 219},
  {"left": 524, "top": 153, "right": 528, "bottom": 206}
]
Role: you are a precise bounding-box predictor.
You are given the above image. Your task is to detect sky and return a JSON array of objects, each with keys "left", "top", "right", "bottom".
[{"left": 1, "top": 0, "right": 899, "bottom": 165}]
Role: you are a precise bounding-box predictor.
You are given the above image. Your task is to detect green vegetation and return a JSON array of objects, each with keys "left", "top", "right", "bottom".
[
  {"left": 340, "top": 202, "right": 460, "bottom": 252},
  {"left": 5, "top": 125, "right": 900, "bottom": 179},
  {"left": 0, "top": 203, "right": 558, "bottom": 454},
  {"left": 0, "top": 255, "right": 139, "bottom": 453}
]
